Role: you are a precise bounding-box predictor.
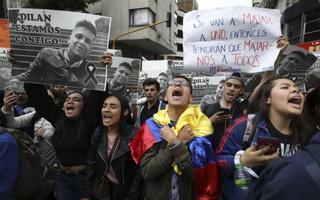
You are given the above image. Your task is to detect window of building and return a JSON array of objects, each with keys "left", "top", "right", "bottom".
[
  {"left": 304, "top": 10, "right": 320, "bottom": 42},
  {"left": 177, "top": 30, "right": 183, "bottom": 38},
  {"left": 177, "top": 43, "right": 183, "bottom": 52},
  {"left": 177, "top": 15, "right": 183, "bottom": 25},
  {"left": 129, "top": 8, "right": 155, "bottom": 27},
  {"left": 287, "top": 16, "right": 302, "bottom": 44}
]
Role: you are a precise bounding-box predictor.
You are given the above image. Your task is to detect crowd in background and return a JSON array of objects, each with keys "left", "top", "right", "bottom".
[{"left": 0, "top": 31, "right": 320, "bottom": 200}]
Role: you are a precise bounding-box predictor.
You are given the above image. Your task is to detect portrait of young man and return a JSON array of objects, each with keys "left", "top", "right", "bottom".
[
  {"left": 157, "top": 72, "right": 169, "bottom": 99},
  {"left": 275, "top": 45, "right": 317, "bottom": 83},
  {"left": 14, "top": 19, "right": 97, "bottom": 88},
  {"left": 107, "top": 61, "right": 133, "bottom": 98},
  {"left": 8, "top": 9, "right": 111, "bottom": 91}
]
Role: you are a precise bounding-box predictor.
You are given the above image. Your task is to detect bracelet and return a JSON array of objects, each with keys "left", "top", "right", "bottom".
[{"left": 234, "top": 150, "right": 244, "bottom": 165}]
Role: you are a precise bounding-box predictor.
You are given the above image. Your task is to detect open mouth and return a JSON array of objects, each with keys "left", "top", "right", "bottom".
[
  {"left": 288, "top": 96, "right": 302, "bottom": 105},
  {"left": 172, "top": 89, "right": 183, "bottom": 97},
  {"left": 102, "top": 113, "right": 112, "bottom": 121},
  {"left": 66, "top": 106, "right": 75, "bottom": 112}
]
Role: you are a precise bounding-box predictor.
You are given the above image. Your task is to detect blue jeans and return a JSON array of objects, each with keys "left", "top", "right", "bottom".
[{"left": 55, "top": 171, "right": 85, "bottom": 200}]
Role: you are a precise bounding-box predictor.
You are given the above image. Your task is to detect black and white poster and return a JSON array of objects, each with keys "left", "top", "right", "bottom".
[
  {"left": 107, "top": 56, "right": 141, "bottom": 103},
  {"left": 193, "top": 74, "right": 226, "bottom": 106},
  {"left": 8, "top": 8, "right": 111, "bottom": 91},
  {"left": 276, "top": 45, "right": 317, "bottom": 87},
  {"left": 304, "top": 52, "right": 320, "bottom": 89}
]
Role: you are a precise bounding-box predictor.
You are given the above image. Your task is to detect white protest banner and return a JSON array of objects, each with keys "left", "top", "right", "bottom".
[
  {"left": 9, "top": 8, "right": 111, "bottom": 91},
  {"left": 183, "top": 6, "right": 281, "bottom": 73},
  {"left": 142, "top": 60, "right": 169, "bottom": 78}
]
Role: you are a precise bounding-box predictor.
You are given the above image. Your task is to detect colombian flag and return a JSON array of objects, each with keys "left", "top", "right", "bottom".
[{"left": 130, "top": 107, "right": 221, "bottom": 200}]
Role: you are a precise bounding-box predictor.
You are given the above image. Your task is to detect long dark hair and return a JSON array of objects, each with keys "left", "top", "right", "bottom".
[
  {"left": 243, "top": 77, "right": 303, "bottom": 149},
  {"left": 101, "top": 94, "right": 134, "bottom": 137},
  {"left": 300, "top": 87, "right": 320, "bottom": 146}
]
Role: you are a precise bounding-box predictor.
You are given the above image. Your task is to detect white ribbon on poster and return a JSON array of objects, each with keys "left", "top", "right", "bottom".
[{"left": 183, "top": 6, "right": 281, "bottom": 73}]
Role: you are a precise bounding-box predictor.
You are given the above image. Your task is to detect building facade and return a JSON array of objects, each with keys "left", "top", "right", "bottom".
[
  {"left": 258, "top": 0, "right": 320, "bottom": 45},
  {"left": 169, "top": 0, "right": 198, "bottom": 60},
  {"left": 88, "top": 0, "right": 179, "bottom": 59}
]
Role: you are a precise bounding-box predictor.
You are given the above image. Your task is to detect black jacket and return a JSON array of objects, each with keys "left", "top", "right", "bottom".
[{"left": 83, "top": 125, "right": 142, "bottom": 199}]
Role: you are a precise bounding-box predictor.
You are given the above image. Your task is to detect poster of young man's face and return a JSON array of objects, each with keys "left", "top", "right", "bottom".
[
  {"left": 8, "top": 8, "right": 111, "bottom": 91},
  {"left": 108, "top": 56, "right": 141, "bottom": 103},
  {"left": 276, "top": 45, "right": 317, "bottom": 86}
]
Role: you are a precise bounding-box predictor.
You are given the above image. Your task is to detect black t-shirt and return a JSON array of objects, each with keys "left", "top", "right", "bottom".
[
  {"left": 253, "top": 118, "right": 299, "bottom": 175},
  {"left": 265, "top": 118, "right": 298, "bottom": 157},
  {"left": 52, "top": 117, "right": 91, "bottom": 167},
  {"left": 140, "top": 100, "right": 161, "bottom": 125},
  {"left": 203, "top": 100, "right": 245, "bottom": 148}
]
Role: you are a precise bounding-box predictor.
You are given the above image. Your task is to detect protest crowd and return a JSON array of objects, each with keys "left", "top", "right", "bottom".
[{"left": 1, "top": 4, "right": 320, "bottom": 200}]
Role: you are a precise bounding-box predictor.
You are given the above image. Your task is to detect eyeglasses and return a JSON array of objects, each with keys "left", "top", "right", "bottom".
[{"left": 168, "top": 79, "right": 189, "bottom": 87}]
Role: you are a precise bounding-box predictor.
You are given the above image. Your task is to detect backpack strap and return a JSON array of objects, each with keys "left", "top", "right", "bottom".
[{"left": 303, "top": 144, "right": 320, "bottom": 190}]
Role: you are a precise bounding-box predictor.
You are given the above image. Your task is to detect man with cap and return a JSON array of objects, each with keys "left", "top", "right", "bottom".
[{"left": 202, "top": 72, "right": 246, "bottom": 148}]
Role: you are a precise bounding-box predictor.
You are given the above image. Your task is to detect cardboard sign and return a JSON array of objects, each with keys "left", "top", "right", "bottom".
[{"left": 183, "top": 6, "right": 281, "bottom": 73}]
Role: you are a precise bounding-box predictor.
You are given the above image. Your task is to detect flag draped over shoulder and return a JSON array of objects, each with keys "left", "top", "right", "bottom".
[{"left": 130, "top": 106, "right": 221, "bottom": 200}]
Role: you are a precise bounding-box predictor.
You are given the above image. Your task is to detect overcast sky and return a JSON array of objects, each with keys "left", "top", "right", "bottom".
[{"left": 196, "top": 0, "right": 252, "bottom": 10}]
